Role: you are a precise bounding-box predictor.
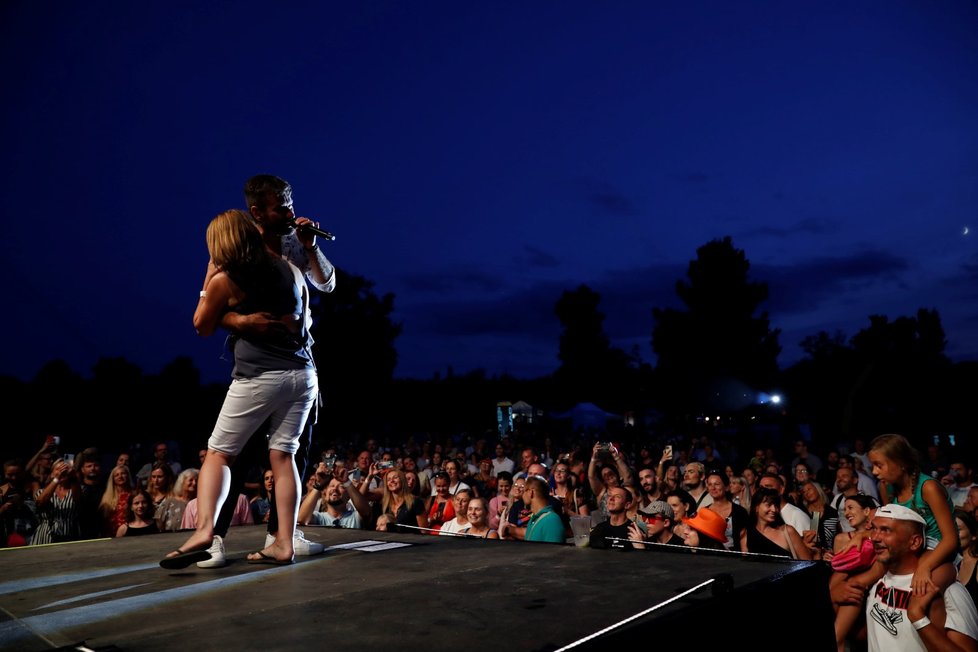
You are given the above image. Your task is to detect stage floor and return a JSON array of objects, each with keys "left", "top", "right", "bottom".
[{"left": 0, "top": 527, "right": 830, "bottom": 651}]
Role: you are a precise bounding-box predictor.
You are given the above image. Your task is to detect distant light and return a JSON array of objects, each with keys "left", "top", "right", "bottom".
[{"left": 771, "top": 395, "right": 781, "bottom": 404}]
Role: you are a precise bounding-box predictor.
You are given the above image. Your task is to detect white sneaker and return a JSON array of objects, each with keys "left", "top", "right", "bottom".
[
  {"left": 196, "top": 535, "right": 227, "bottom": 569},
  {"left": 265, "top": 529, "right": 324, "bottom": 556}
]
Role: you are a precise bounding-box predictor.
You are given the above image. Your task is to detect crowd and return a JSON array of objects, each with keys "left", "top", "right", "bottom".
[{"left": 3, "top": 429, "right": 978, "bottom": 650}]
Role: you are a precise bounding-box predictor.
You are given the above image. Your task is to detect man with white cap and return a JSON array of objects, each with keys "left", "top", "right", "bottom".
[{"left": 866, "top": 503, "right": 978, "bottom": 651}]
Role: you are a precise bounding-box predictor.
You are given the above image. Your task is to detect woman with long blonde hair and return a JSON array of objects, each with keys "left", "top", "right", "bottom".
[
  {"left": 376, "top": 469, "right": 428, "bottom": 533},
  {"left": 99, "top": 465, "right": 133, "bottom": 537}
]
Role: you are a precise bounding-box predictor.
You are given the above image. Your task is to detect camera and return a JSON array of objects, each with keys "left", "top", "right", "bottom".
[
  {"left": 597, "top": 442, "right": 612, "bottom": 453},
  {"left": 63, "top": 454, "right": 75, "bottom": 466},
  {"left": 377, "top": 460, "right": 395, "bottom": 471},
  {"left": 321, "top": 454, "right": 337, "bottom": 470}
]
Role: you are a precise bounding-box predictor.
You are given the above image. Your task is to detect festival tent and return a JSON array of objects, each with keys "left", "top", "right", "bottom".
[{"left": 550, "top": 402, "right": 618, "bottom": 429}]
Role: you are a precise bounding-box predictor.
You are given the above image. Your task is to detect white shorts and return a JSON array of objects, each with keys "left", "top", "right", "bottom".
[{"left": 209, "top": 368, "right": 318, "bottom": 456}]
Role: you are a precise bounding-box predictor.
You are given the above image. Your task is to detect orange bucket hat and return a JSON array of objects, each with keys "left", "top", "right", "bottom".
[{"left": 683, "top": 508, "right": 728, "bottom": 544}]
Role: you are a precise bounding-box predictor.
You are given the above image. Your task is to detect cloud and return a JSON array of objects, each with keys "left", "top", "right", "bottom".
[
  {"left": 390, "top": 248, "right": 917, "bottom": 375},
  {"left": 398, "top": 268, "right": 508, "bottom": 295},
  {"left": 516, "top": 245, "right": 561, "bottom": 268},
  {"left": 756, "top": 249, "right": 911, "bottom": 314},
  {"left": 588, "top": 190, "right": 638, "bottom": 216},
  {"left": 572, "top": 176, "right": 640, "bottom": 217},
  {"left": 739, "top": 217, "right": 840, "bottom": 239},
  {"left": 669, "top": 172, "right": 709, "bottom": 184},
  {"left": 402, "top": 279, "right": 567, "bottom": 337}
]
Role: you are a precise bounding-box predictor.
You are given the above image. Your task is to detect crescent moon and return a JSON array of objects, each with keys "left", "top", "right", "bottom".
[{"left": 965, "top": 226, "right": 970, "bottom": 236}]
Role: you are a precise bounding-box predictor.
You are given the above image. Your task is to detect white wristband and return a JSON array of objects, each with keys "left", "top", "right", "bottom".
[
  {"left": 912, "top": 616, "right": 931, "bottom": 631},
  {"left": 199, "top": 290, "right": 207, "bottom": 298}
]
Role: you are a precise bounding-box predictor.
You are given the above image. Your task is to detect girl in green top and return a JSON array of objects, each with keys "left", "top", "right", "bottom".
[
  {"left": 870, "top": 433, "right": 956, "bottom": 594},
  {"left": 833, "top": 434, "right": 956, "bottom": 652}
]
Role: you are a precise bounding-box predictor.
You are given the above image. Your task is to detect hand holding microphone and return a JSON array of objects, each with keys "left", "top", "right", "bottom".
[{"left": 289, "top": 217, "right": 335, "bottom": 241}]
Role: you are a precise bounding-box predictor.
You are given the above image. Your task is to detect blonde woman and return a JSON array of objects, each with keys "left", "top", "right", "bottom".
[
  {"left": 99, "top": 465, "right": 133, "bottom": 537},
  {"left": 375, "top": 469, "right": 428, "bottom": 533},
  {"left": 156, "top": 468, "right": 198, "bottom": 532},
  {"left": 730, "top": 476, "right": 751, "bottom": 511},
  {"left": 161, "top": 209, "right": 317, "bottom": 568},
  {"left": 461, "top": 497, "right": 499, "bottom": 539}
]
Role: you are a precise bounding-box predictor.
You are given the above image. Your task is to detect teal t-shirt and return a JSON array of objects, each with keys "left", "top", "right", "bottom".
[
  {"left": 526, "top": 505, "right": 565, "bottom": 543},
  {"left": 887, "top": 472, "right": 951, "bottom": 543}
]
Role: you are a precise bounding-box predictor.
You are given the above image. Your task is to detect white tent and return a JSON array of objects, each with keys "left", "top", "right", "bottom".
[
  {"left": 511, "top": 400, "right": 534, "bottom": 417},
  {"left": 551, "top": 402, "right": 617, "bottom": 429}
]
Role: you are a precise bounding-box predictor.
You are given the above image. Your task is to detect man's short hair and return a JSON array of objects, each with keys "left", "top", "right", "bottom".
[
  {"left": 609, "top": 486, "right": 633, "bottom": 504},
  {"left": 244, "top": 174, "right": 292, "bottom": 211},
  {"left": 685, "top": 462, "right": 705, "bottom": 475},
  {"left": 524, "top": 476, "right": 548, "bottom": 497}
]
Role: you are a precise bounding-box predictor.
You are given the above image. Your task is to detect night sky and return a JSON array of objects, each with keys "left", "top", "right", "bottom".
[{"left": 3, "top": 2, "right": 977, "bottom": 384}]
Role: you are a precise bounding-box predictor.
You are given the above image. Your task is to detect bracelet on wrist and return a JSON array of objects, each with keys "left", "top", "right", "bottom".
[
  {"left": 312, "top": 483, "right": 324, "bottom": 491},
  {"left": 911, "top": 616, "right": 931, "bottom": 631},
  {"left": 199, "top": 290, "right": 207, "bottom": 298},
  {"left": 305, "top": 244, "right": 319, "bottom": 253}
]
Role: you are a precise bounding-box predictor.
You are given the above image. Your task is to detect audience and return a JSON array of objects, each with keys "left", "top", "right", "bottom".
[
  {"left": 116, "top": 490, "right": 159, "bottom": 537},
  {"left": 31, "top": 457, "right": 81, "bottom": 544},
  {"left": 438, "top": 489, "right": 472, "bottom": 536},
  {"left": 589, "top": 486, "right": 641, "bottom": 550},
  {"left": 156, "top": 468, "right": 197, "bottom": 532},
  {"left": 6, "top": 427, "right": 974, "bottom": 649},
  {"left": 955, "top": 508, "right": 978, "bottom": 607},
  {"left": 461, "top": 497, "right": 499, "bottom": 539},
  {"left": 746, "top": 487, "right": 812, "bottom": 560},
  {"left": 99, "top": 465, "right": 134, "bottom": 538},
  {"left": 136, "top": 442, "right": 181, "bottom": 489}
]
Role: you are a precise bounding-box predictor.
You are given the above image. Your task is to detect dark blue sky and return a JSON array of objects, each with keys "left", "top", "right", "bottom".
[{"left": 3, "top": 2, "right": 977, "bottom": 384}]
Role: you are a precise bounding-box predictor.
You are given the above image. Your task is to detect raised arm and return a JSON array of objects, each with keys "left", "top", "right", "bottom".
[
  {"left": 336, "top": 467, "right": 372, "bottom": 521},
  {"left": 35, "top": 460, "right": 71, "bottom": 507},
  {"left": 612, "top": 446, "right": 634, "bottom": 489},
  {"left": 291, "top": 220, "right": 336, "bottom": 292},
  {"left": 587, "top": 444, "right": 604, "bottom": 497},
  {"left": 297, "top": 465, "right": 329, "bottom": 525}
]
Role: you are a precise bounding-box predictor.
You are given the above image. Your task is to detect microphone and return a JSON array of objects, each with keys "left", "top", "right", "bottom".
[{"left": 290, "top": 218, "right": 336, "bottom": 241}]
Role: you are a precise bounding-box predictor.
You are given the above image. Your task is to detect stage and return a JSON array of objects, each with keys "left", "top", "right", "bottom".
[{"left": 0, "top": 527, "right": 834, "bottom": 651}]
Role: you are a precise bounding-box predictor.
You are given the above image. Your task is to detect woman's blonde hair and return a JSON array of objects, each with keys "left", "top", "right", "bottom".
[
  {"left": 206, "top": 209, "right": 268, "bottom": 274},
  {"left": 381, "top": 469, "right": 416, "bottom": 516},
  {"left": 99, "top": 465, "right": 133, "bottom": 518}
]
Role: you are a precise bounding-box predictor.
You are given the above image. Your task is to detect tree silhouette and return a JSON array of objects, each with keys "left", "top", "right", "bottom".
[
  {"left": 553, "top": 284, "right": 639, "bottom": 412},
  {"left": 309, "top": 267, "right": 402, "bottom": 432},
  {"left": 845, "top": 309, "right": 951, "bottom": 440},
  {"left": 651, "top": 237, "right": 781, "bottom": 418},
  {"left": 785, "top": 309, "right": 953, "bottom": 444}
]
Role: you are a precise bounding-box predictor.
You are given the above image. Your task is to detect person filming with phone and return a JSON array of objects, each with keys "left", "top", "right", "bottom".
[
  {"left": 298, "top": 463, "right": 370, "bottom": 529},
  {"left": 30, "top": 457, "right": 81, "bottom": 545},
  {"left": 587, "top": 441, "right": 635, "bottom": 520}
]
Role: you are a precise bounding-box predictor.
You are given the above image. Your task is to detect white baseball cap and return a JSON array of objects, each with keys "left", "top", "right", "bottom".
[{"left": 875, "top": 504, "right": 926, "bottom": 526}]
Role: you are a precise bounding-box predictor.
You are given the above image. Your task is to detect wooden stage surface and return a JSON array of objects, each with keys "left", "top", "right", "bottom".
[{"left": 0, "top": 526, "right": 833, "bottom": 651}]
